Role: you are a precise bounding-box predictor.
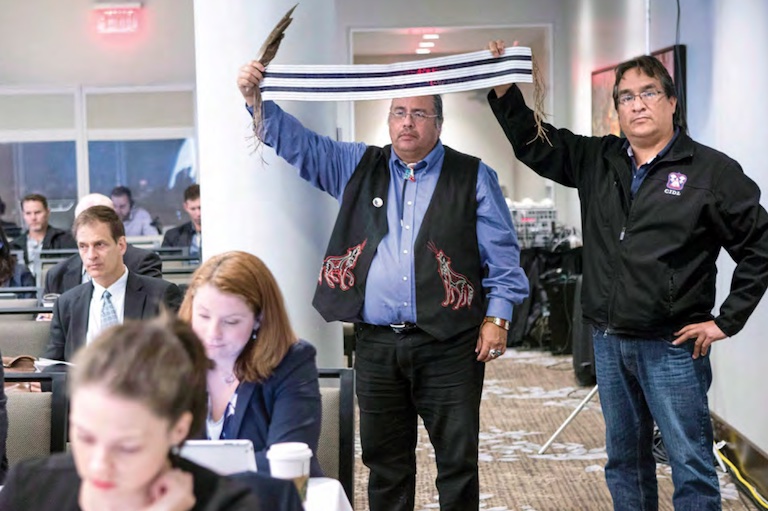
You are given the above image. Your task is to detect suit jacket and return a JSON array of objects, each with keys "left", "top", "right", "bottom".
[
  {"left": 162, "top": 220, "right": 198, "bottom": 248},
  {"left": 44, "top": 245, "right": 162, "bottom": 295},
  {"left": 10, "top": 226, "right": 76, "bottom": 267},
  {"left": 0, "top": 263, "right": 35, "bottom": 297},
  {"left": 44, "top": 272, "right": 182, "bottom": 361},
  {"left": 0, "top": 453, "right": 287, "bottom": 511},
  {"left": 220, "top": 340, "right": 323, "bottom": 477}
]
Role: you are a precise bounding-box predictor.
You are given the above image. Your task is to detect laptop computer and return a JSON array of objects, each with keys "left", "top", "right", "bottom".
[{"left": 179, "top": 439, "right": 257, "bottom": 475}]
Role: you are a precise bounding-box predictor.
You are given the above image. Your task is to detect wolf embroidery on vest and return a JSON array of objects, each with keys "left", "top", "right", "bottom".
[
  {"left": 427, "top": 241, "right": 474, "bottom": 310},
  {"left": 318, "top": 239, "right": 367, "bottom": 290}
]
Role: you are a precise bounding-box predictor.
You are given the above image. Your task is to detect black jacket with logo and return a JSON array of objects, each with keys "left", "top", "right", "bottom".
[{"left": 489, "top": 85, "right": 768, "bottom": 338}]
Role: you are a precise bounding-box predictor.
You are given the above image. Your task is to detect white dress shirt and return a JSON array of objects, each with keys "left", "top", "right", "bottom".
[{"left": 86, "top": 266, "right": 129, "bottom": 344}]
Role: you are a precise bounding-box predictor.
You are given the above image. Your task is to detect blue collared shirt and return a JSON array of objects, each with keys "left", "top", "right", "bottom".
[
  {"left": 254, "top": 101, "right": 528, "bottom": 325},
  {"left": 625, "top": 128, "right": 680, "bottom": 198}
]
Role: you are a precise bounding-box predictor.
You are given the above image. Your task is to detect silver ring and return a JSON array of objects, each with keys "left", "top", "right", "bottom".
[{"left": 489, "top": 349, "right": 502, "bottom": 358}]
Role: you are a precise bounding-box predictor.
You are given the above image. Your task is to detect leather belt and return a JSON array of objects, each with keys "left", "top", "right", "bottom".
[{"left": 389, "top": 322, "right": 420, "bottom": 334}]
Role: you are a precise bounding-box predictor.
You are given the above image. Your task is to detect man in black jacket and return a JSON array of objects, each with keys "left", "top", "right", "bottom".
[
  {"left": 11, "top": 194, "right": 76, "bottom": 273},
  {"left": 43, "top": 194, "right": 162, "bottom": 296},
  {"left": 161, "top": 183, "right": 201, "bottom": 258},
  {"left": 488, "top": 41, "right": 768, "bottom": 511}
]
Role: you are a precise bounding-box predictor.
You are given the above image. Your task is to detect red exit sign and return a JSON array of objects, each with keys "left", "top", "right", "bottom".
[{"left": 94, "top": 5, "right": 142, "bottom": 34}]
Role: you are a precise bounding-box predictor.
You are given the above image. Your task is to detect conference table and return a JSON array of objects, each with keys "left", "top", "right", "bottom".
[{"left": 306, "top": 477, "right": 353, "bottom": 511}]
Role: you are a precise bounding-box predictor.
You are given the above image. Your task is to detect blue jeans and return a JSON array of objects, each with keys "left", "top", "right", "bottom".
[{"left": 593, "top": 329, "right": 721, "bottom": 511}]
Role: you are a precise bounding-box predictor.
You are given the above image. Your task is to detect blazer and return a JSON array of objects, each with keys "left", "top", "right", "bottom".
[
  {"left": 10, "top": 226, "right": 76, "bottom": 267},
  {"left": 44, "top": 245, "right": 162, "bottom": 295},
  {"left": 162, "top": 220, "right": 198, "bottom": 248},
  {"left": 220, "top": 339, "right": 323, "bottom": 477},
  {"left": 0, "top": 453, "right": 296, "bottom": 511},
  {"left": 44, "top": 272, "right": 183, "bottom": 361},
  {"left": 0, "top": 263, "right": 35, "bottom": 297}
]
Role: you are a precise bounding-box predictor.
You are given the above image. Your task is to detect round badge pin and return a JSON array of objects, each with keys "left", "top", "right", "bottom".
[{"left": 372, "top": 197, "right": 383, "bottom": 208}]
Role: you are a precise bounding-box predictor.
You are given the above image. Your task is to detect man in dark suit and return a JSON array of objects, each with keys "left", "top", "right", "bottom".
[
  {"left": 44, "top": 206, "right": 182, "bottom": 361},
  {"left": 162, "top": 184, "right": 201, "bottom": 258},
  {"left": 43, "top": 194, "right": 162, "bottom": 296},
  {"left": 10, "top": 194, "right": 76, "bottom": 271}
]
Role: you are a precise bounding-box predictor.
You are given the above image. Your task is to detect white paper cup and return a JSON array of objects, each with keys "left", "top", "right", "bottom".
[
  {"left": 42, "top": 293, "right": 60, "bottom": 308},
  {"left": 267, "top": 442, "right": 312, "bottom": 501}
]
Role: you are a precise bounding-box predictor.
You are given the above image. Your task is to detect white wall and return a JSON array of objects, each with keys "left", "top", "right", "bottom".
[
  {"left": 0, "top": 0, "right": 195, "bottom": 86},
  {"left": 564, "top": 0, "right": 768, "bottom": 453},
  {"left": 706, "top": 0, "right": 768, "bottom": 453}
]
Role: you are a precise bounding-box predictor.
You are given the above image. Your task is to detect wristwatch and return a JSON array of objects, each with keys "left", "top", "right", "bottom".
[{"left": 484, "top": 316, "right": 510, "bottom": 331}]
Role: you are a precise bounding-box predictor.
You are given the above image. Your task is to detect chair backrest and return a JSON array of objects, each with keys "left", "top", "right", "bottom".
[
  {"left": 0, "top": 320, "right": 52, "bottom": 357},
  {"left": 0, "top": 299, "right": 38, "bottom": 310},
  {"left": 126, "top": 235, "right": 163, "bottom": 250},
  {"left": 0, "top": 287, "right": 40, "bottom": 301},
  {"left": 0, "top": 300, "right": 41, "bottom": 321},
  {"left": 35, "top": 258, "right": 69, "bottom": 289},
  {"left": 317, "top": 368, "right": 355, "bottom": 507},
  {"left": 161, "top": 257, "right": 200, "bottom": 271},
  {"left": 5, "top": 372, "right": 68, "bottom": 466},
  {"left": 162, "top": 267, "right": 197, "bottom": 286}
]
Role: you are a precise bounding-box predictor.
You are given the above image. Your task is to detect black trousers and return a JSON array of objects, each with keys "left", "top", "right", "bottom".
[{"left": 354, "top": 323, "right": 485, "bottom": 511}]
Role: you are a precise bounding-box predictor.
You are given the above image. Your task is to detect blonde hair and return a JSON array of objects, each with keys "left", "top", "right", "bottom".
[{"left": 179, "top": 251, "right": 296, "bottom": 382}]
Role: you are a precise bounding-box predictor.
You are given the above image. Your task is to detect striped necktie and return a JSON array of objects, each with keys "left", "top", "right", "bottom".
[{"left": 101, "top": 290, "right": 119, "bottom": 331}]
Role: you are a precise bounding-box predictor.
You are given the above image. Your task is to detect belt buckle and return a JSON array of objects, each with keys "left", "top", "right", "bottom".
[{"left": 390, "top": 322, "right": 416, "bottom": 334}]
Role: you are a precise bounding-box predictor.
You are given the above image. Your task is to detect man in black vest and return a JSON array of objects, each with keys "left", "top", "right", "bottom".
[{"left": 238, "top": 61, "right": 529, "bottom": 511}]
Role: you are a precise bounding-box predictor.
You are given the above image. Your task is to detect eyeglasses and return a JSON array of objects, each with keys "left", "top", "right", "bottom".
[
  {"left": 388, "top": 110, "right": 440, "bottom": 123},
  {"left": 617, "top": 89, "right": 664, "bottom": 107}
]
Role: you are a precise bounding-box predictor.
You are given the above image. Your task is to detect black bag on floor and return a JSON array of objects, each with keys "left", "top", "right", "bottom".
[{"left": 571, "top": 275, "right": 596, "bottom": 386}]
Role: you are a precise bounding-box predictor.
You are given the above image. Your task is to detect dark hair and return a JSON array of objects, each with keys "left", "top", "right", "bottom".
[
  {"left": 432, "top": 95, "right": 444, "bottom": 129},
  {"left": 184, "top": 184, "right": 200, "bottom": 202},
  {"left": 20, "top": 193, "right": 48, "bottom": 210},
  {"left": 0, "top": 224, "right": 16, "bottom": 284},
  {"left": 612, "top": 55, "right": 685, "bottom": 130},
  {"left": 70, "top": 315, "right": 212, "bottom": 440},
  {"left": 73, "top": 205, "right": 125, "bottom": 241},
  {"left": 179, "top": 251, "right": 296, "bottom": 382},
  {"left": 110, "top": 186, "right": 134, "bottom": 206}
]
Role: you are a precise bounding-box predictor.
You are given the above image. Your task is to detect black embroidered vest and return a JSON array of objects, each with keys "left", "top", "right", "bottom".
[{"left": 312, "top": 144, "right": 485, "bottom": 340}]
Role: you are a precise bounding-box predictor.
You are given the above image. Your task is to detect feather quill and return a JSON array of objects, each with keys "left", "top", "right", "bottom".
[{"left": 251, "top": 4, "right": 298, "bottom": 149}]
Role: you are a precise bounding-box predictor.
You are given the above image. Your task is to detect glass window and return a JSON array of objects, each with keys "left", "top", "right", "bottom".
[
  {"left": 0, "top": 141, "right": 77, "bottom": 231},
  {"left": 88, "top": 138, "right": 196, "bottom": 232}
]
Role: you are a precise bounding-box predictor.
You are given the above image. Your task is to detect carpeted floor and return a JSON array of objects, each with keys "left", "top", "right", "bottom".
[{"left": 352, "top": 348, "right": 759, "bottom": 510}]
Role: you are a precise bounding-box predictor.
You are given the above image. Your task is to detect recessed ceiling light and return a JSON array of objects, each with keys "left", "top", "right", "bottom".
[
  {"left": 415, "top": 49, "right": 431, "bottom": 54},
  {"left": 423, "top": 34, "right": 439, "bottom": 40},
  {"left": 419, "top": 42, "right": 435, "bottom": 48}
]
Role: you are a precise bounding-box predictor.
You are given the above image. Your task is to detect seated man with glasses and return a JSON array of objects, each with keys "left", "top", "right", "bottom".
[
  {"left": 237, "top": 60, "right": 528, "bottom": 511},
  {"left": 487, "top": 40, "right": 768, "bottom": 511}
]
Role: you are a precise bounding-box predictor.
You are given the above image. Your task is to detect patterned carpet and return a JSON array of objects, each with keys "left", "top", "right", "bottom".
[{"left": 352, "top": 348, "right": 758, "bottom": 510}]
